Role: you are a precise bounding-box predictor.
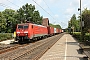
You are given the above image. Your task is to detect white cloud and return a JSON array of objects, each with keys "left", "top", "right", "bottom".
[
  {"left": 69, "top": 0, "right": 79, "bottom": 7},
  {"left": 54, "top": 14, "right": 59, "bottom": 18},
  {"left": 80, "top": 0, "right": 90, "bottom": 10},
  {"left": 0, "top": 0, "right": 8, "bottom": 3},
  {"left": 65, "top": 8, "right": 74, "bottom": 15}
]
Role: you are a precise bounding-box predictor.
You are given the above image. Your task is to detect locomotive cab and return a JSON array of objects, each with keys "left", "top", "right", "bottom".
[{"left": 16, "top": 23, "right": 30, "bottom": 42}]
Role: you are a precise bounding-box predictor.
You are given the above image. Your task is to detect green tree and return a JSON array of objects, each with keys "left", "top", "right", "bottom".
[
  {"left": 82, "top": 8, "right": 90, "bottom": 33},
  {"left": 68, "top": 14, "right": 80, "bottom": 32},
  {"left": 17, "top": 3, "right": 42, "bottom": 24},
  {"left": 0, "top": 3, "right": 44, "bottom": 33},
  {"left": 49, "top": 23, "right": 61, "bottom": 29},
  {"left": 33, "top": 11, "right": 43, "bottom": 24},
  {"left": 2, "top": 9, "right": 18, "bottom": 33},
  {"left": 0, "top": 12, "right": 6, "bottom": 33}
]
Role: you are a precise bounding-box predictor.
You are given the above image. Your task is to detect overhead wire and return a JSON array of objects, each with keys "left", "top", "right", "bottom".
[
  {"left": 0, "top": 3, "right": 13, "bottom": 9},
  {"left": 18, "top": 0, "right": 25, "bottom": 4},
  {"left": 0, "top": 3, "right": 8, "bottom": 8},
  {"left": 11, "top": 0, "right": 56, "bottom": 21},
  {"left": 42, "top": 0, "right": 55, "bottom": 15},
  {"left": 6, "top": 0, "right": 20, "bottom": 8},
  {"left": 42, "top": 0, "right": 67, "bottom": 27},
  {"left": 17, "top": 0, "right": 55, "bottom": 20},
  {"left": 32, "top": 0, "right": 55, "bottom": 20},
  {"left": 4, "top": 0, "right": 67, "bottom": 28},
  {"left": 42, "top": 1, "right": 60, "bottom": 22},
  {"left": 24, "top": 0, "right": 67, "bottom": 28},
  {"left": 42, "top": 0, "right": 57, "bottom": 24},
  {"left": 18, "top": 0, "right": 67, "bottom": 28}
]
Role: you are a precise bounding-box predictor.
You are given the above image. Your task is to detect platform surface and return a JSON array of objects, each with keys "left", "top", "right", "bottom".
[
  {"left": 39, "top": 34, "right": 86, "bottom": 60},
  {"left": 0, "top": 39, "right": 14, "bottom": 44}
]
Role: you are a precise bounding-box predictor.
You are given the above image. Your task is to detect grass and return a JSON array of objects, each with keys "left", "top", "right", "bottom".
[
  {"left": 0, "top": 33, "right": 13, "bottom": 41},
  {"left": 72, "top": 32, "right": 90, "bottom": 45}
]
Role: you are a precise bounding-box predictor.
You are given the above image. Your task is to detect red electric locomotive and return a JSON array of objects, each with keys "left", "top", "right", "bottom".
[
  {"left": 15, "top": 18, "right": 63, "bottom": 43},
  {"left": 16, "top": 23, "right": 48, "bottom": 42}
]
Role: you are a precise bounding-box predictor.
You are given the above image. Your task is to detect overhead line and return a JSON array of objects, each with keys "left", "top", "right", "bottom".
[
  {"left": 42, "top": 0, "right": 55, "bottom": 15},
  {"left": 0, "top": 3, "right": 8, "bottom": 8},
  {"left": 42, "top": 0, "right": 67, "bottom": 26},
  {"left": 0, "top": 3, "right": 13, "bottom": 9},
  {"left": 6, "top": 0, "right": 20, "bottom": 8},
  {"left": 18, "top": 0, "right": 25, "bottom": 4},
  {"left": 42, "top": 0, "right": 63, "bottom": 25},
  {"left": 32, "top": 0, "right": 55, "bottom": 20}
]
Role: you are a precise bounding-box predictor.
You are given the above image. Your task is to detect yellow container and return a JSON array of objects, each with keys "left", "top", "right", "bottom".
[{"left": 14, "top": 31, "right": 16, "bottom": 37}]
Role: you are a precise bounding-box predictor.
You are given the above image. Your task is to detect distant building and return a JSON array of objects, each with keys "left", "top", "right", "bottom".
[{"left": 42, "top": 18, "right": 49, "bottom": 27}]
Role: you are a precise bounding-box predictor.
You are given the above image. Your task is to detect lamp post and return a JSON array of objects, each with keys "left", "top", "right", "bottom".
[
  {"left": 78, "top": 0, "right": 84, "bottom": 41},
  {"left": 80, "top": 0, "right": 83, "bottom": 37}
]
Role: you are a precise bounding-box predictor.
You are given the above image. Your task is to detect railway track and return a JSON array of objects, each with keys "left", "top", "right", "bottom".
[
  {"left": 0, "top": 33, "right": 64, "bottom": 60},
  {"left": 0, "top": 44, "right": 28, "bottom": 54},
  {"left": 0, "top": 44, "right": 15, "bottom": 50}
]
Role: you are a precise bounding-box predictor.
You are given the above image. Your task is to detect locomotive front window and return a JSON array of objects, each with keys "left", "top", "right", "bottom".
[
  {"left": 18, "top": 25, "right": 23, "bottom": 29},
  {"left": 18, "top": 24, "right": 28, "bottom": 29},
  {"left": 24, "top": 25, "right": 28, "bottom": 29}
]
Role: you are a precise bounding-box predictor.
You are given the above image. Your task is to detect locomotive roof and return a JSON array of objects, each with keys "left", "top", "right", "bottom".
[
  {"left": 32, "top": 23, "right": 47, "bottom": 28},
  {"left": 17, "top": 23, "right": 30, "bottom": 25},
  {"left": 17, "top": 23, "right": 47, "bottom": 28}
]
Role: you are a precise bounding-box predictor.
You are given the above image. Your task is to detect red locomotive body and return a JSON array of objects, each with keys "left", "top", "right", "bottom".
[
  {"left": 16, "top": 23, "right": 48, "bottom": 42},
  {"left": 32, "top": 24, "right": 48, "bottom": 38}
]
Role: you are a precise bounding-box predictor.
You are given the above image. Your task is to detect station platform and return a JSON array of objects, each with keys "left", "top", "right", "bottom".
[
  {"left": 39, "top": 34, "right": 86, "bottom": 60},
  {"left": 0, "top": 39, "right": 14, "bottom": 44}
]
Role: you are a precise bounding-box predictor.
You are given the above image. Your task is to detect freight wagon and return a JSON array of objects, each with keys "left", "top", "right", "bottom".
[{"left": 47, "top": 26, "right": 54, "bottom": 36}]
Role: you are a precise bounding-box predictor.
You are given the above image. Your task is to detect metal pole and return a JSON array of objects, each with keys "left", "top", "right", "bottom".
[{"left": 80, "top": 0, "right": 83, "bottom": 41}]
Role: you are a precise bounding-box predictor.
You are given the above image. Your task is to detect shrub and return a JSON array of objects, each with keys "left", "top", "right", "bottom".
[
  {"left": 72, "top": 32, "right": 81, "bottom": 41},
  {"left": 0, "top": 33, "right": 13, "bottom": 41},
  {"left": 72, "top": 32, "right": 90, "bottom": 45}
]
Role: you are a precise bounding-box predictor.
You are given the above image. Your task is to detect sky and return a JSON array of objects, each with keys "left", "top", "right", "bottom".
[{"left": 0, "top": 0, "right": 90, "bottom": 29}]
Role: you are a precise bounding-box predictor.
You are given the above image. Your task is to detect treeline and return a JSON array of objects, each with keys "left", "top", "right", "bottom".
[
  {"left": 0, "top": 3, "right": 43, "bottom": 33},
  {"left": 68, "top": 8, "right": 90, "bottom": 33},
  {"left": 82, "top": 8, "right": 90, "bottom": 33},
  {"left": 0, "top": 3, "right": 61, "bottom": 33},
  {"left": 68, "top": 8, "right": 90, "bottom": 42},
  {"left": 50, "top": 23, "right": 61, "bottom": 29},
  {"left": 68, "top": 14, "right": 80, "bottom": 32}
]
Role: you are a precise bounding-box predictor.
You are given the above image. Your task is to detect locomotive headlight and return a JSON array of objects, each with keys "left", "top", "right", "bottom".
[
  {"left": 24, "top": 31, "right": 28, "bottom": 36},
  {"left": 17, "top": 32, "right": 20, "bottom": 34},
  {"left": 24, "top": 31, "right": 28, "bottom": 33}
]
